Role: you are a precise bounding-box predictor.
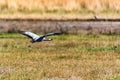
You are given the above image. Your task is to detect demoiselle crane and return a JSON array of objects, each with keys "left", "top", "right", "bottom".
[{"left": 19, "top": 31, "right": 61, "bottom": 43}]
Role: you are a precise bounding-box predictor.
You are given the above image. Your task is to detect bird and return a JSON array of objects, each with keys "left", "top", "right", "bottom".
[
  {"left": 94, "top": 16, "right": 98, "bottom": 20},
  {"left": 18, "top": 31, "right": 61, "bottom": 43}
]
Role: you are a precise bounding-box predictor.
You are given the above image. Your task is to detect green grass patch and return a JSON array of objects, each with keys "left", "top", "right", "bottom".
[
  {"left": 0, "top": 34, "right": 119, "bottom": 79},
  {"left": 108, "top": 75, "right": 120, "bottom": 80}
]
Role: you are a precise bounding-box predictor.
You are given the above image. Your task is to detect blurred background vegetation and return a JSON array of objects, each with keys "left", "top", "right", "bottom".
[{"left": 0, "top": 0, "right": 120, "bottom": 19}]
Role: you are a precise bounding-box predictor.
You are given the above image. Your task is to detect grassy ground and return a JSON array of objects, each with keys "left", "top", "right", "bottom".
[{"left": 0, "top": 34, "right": 120, "bottom": 80}]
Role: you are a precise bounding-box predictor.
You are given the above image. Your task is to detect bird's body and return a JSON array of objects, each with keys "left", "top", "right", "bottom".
[{"left": 19, "top": 31, "right": 61, "bottom": 43}]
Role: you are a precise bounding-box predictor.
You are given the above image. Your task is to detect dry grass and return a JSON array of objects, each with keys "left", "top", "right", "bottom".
[
  {"left": 0, "top": 0, "right": 120, "bottom": 19},
  {"left": 0, "top": 34, "right": 120, "bottom": 80},
  {"left": 0, "top": 0, "right": 120, "bottom": 11}
]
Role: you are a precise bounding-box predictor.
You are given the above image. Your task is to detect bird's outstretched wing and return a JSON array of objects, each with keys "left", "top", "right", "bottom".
[
  {"left": 18, "top": 31, "right": 40, "bottom": 40},
  {"left": 44, "top": 32, "right": 61, "bottom": 37}
]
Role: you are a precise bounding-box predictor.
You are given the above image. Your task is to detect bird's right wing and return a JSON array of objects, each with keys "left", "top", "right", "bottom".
[
  {"left": 44, "top": 32, "right": 61, "bottom": 37},
  {"left": 18, "top": 31, "right": 40, "bottom": 40}
]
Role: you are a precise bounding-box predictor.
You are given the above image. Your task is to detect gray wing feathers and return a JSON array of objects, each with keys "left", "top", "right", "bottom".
[{"left": 19, "top": 31, "right": 40, "bottom": 40}]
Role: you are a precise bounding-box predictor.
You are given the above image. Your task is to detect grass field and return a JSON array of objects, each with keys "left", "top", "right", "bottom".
[
  {"left": 0, "top": 0, "right": 120, "bottom": 19},
  {"left": 0, "top": 34, "right": 120, "bottom": 80}
]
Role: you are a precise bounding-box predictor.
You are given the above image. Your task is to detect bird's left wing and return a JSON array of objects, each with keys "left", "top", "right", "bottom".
[{"left": 18, "top": 31, "right": 40, "bottom": 40}]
